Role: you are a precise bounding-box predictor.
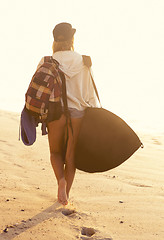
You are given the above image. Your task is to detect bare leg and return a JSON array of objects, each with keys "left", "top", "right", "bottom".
[
  {"left": 48, "top": 115, "right": 68, "bottom": 205},
  {"left": 65, "top": 118, "right": 83, "bottom": 197},
  {"left": 48, "top": 115, "right": 83, "bottom": 204}
]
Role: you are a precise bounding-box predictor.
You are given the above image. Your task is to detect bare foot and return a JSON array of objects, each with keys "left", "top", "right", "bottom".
[{"left": 58, "top": 178, "right": 68, "bottom": 205}]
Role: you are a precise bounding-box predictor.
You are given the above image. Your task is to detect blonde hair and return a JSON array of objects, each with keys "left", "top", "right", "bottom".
[{"left": 52, "top": 38, "right": 74, "bottom": 53}]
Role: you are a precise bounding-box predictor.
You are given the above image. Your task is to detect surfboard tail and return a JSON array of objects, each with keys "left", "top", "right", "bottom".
[{"left": 75, "top": 108, "right": 143, "bottom": 173}]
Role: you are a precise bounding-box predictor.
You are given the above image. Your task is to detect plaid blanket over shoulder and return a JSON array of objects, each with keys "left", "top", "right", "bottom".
[{"left": 25, "top": 56, "right": 62, "bottom": 120}]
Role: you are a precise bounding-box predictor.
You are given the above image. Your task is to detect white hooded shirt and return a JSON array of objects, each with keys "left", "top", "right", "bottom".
[{"left": 38, "top": 51, "right": 98, "bottom": 111}]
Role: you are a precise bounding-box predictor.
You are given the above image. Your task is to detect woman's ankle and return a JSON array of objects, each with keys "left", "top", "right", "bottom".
[{"left": 58, "top": 178, "right": 68, "bottom": 205}]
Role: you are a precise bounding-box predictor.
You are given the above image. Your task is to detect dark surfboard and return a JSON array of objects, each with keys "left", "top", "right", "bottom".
[{"left": 75, "top": 108, "right": 142, "bottom": 173}]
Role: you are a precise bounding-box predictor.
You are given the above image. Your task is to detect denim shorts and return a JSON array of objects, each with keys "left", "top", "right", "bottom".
[
  {"left": 47, "top": 102, "right": 85, "bottom": 123},
  {"left": 68, "top": 107, "right": 85, "bottom": 118}
]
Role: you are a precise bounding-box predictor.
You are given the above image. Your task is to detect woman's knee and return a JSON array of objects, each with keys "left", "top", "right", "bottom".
[
  {"left": 50, "top": 151, "right": 64, "bottom": 164},
  {"left": 65, "top": 155, "right": 75, "bottom": 168},
  {"left": 50, "top": 150, "right": 59, "bottom": 157}
]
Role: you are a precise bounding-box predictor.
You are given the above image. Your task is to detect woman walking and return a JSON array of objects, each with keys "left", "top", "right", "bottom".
[{"left": 39, "top": 23, "right": 98, "bottom": 205}]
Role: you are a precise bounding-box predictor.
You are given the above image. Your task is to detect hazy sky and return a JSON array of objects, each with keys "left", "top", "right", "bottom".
[{"left": 0, "top": 0, "right": 164, "bottom": 133}]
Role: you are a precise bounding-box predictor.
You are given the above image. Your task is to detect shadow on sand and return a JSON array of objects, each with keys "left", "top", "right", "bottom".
[{"left": 0, "top": 201, "right": 64, "bottom": 240}]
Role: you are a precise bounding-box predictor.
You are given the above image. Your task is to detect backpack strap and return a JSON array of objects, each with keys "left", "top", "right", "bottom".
[
  {"left": 58, "top": 70, "right": 73, "bottom": 133},
  {"left": 50, "top": 56, "right": 73, "bottom": 132},
  {"left": 82, "top": 55, "right": 102, "bottom": 107},
  {"left": 89, "top": 70, "right": 102, "bottom": 107}
]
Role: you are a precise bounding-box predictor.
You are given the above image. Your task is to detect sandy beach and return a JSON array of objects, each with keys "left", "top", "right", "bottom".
[{"left": 0, "top": 109, "right": 164, "bottom": 240}]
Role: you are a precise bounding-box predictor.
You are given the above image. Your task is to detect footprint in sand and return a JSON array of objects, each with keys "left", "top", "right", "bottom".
[
  {"left": 81, "top": 227, "right": 96, "bottom": 237},
  {"left": 62, "top": 209, "right": 76, "bottom": 216},
  {"left": 81, "top": 227, "right": 113, "bottom": 240}
]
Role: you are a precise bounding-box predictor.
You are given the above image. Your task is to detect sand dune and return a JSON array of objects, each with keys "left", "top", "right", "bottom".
[{"left": 0, "top": 110, "right": 164, "bottom": 240}]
